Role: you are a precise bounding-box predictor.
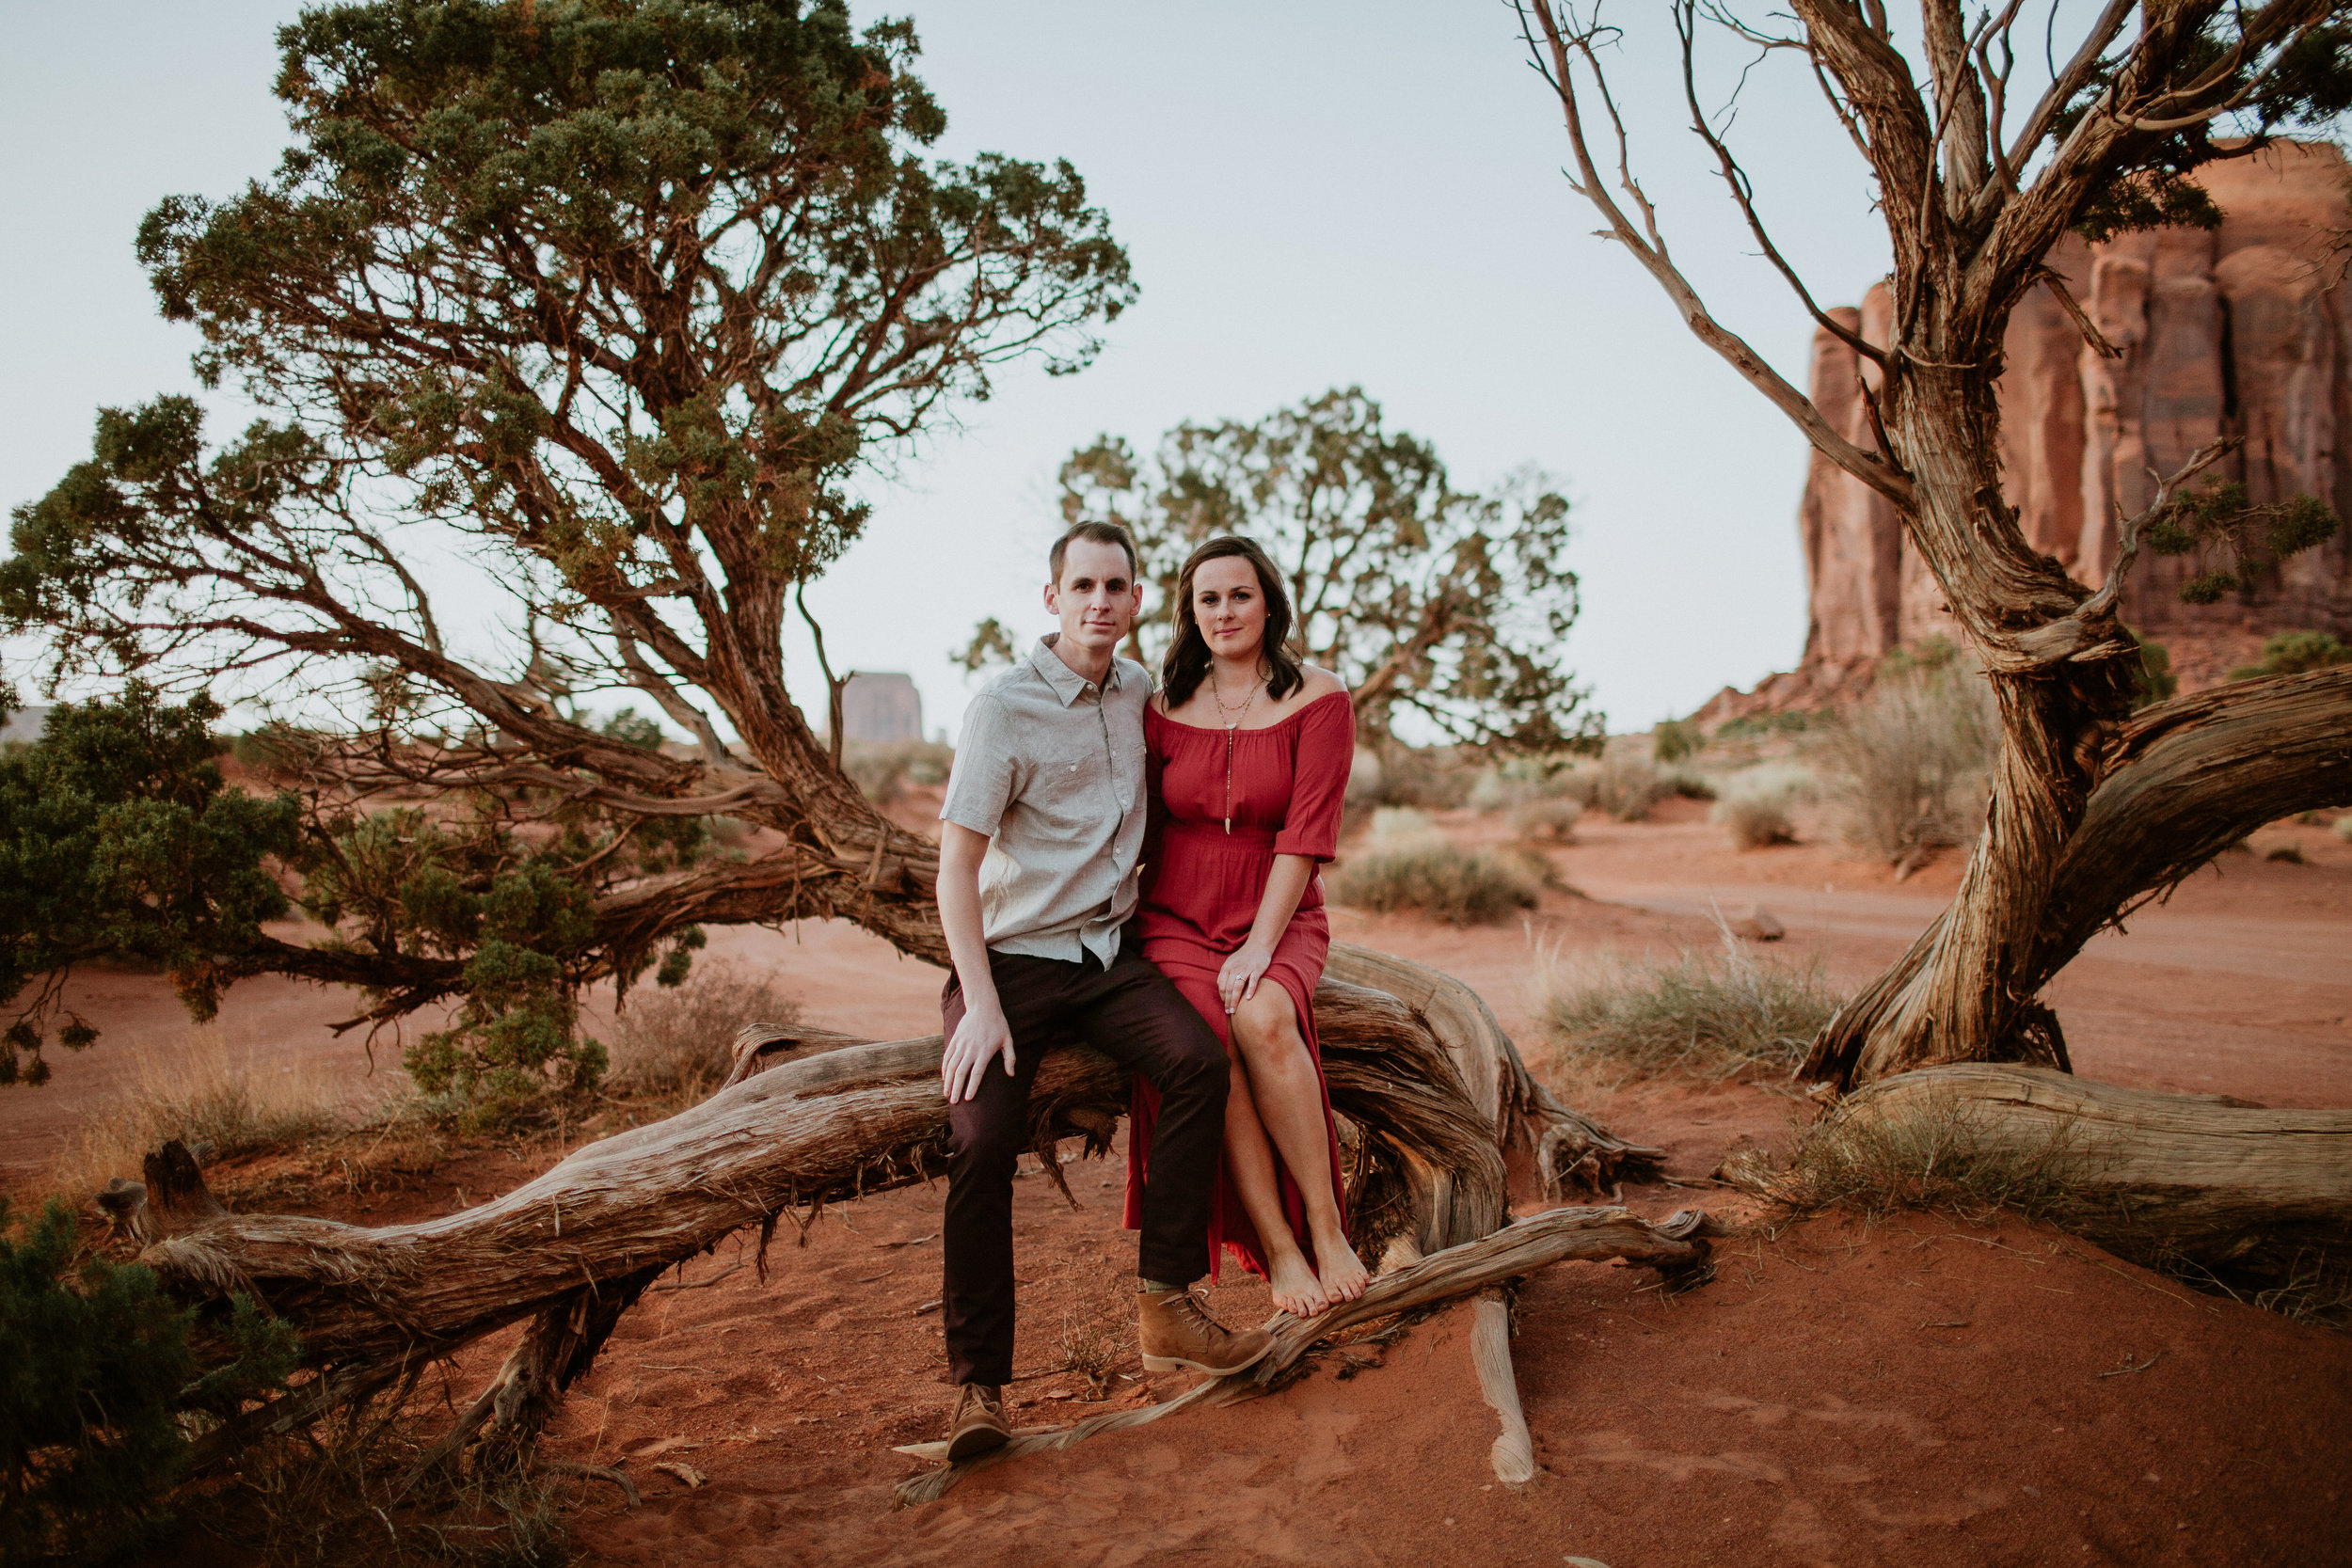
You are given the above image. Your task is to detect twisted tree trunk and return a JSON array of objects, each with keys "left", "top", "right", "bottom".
[{"left": 1805, "top": 667, "right": 2352, "bottom": 1085}]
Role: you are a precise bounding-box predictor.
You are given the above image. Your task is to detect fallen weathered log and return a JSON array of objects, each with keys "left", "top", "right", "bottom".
[
  {"left": 1732, "top": 1063, "right": 2352, "bottom": 1289},
  {"left": 888, "top": 1204, "right": 1723, "bottom": 1505},
  {"left": 129, "top": 948, "right": 1621, "bottom": 1473}
]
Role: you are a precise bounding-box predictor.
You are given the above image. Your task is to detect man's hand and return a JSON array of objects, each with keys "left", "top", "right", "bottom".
[{"left": 943, "top": 990, "right": 1017, "bottom": 1103}]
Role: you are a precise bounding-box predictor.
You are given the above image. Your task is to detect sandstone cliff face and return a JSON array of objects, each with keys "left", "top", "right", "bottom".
[{"left": 1795, "top": 141, "right": 2351, "bottom": 691}]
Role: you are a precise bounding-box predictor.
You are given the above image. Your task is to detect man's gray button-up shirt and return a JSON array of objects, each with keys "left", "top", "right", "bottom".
[{"left": 939, "top": 636, "right": 1151, "bottom": 966}]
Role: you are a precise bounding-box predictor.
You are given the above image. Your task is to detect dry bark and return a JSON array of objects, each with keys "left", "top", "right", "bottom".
[
  {"left": 887, "top": 1204, "right": 1724, "bottom": 1506},
  {"left": 1791, "top": 1064, "right": 2352, "bottom": 1286}
]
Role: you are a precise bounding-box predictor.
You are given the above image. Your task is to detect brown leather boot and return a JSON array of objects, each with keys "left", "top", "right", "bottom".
[
  {"left": 946, "top": 1383, "right": 1009, "bottom": 1461},
  {"left": 1137, "top": 1285, "right": 1275, "bottom": 1376}
]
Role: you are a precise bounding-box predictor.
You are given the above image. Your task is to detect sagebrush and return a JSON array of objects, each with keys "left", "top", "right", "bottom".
[
  {"left": 605, "top": 958, "right": 803, "bottom": 1106},
  {"left": 1328, "top": 809, "right": 1539, "bottom": 925},
  {"left": 1815, "top": 660, "right": 1996, "bottom": 863},
  {"left": 1534, "top": 937, "right": 1843, "bottom": 1081}
]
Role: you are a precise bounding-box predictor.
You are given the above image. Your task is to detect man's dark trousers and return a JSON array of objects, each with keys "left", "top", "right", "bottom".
[{"left": 941, "top": 939, "right": 1228, "bottom": 1387}]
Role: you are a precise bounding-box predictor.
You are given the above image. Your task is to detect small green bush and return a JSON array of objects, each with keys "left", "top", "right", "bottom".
[
  {"left": 1651, "top": 718, "right": 1704, "bottom": 764},
  {"left": 2228, "top": 630, "right": 2352, "bottom": 681},
  {"left": 2127, "top": 629, "right": 2177, "bottom": 709},
  {"left": 1535, "top": 942, "right": 1843, "bottom": 1081},
  {"left": 1, "top": 1199, "right": 299, "bottom": 1562},
  {"left": 1330, "top": 811, "right": 1539, "bottom": 924},
  {"left": 1660, "top": 766, "right": 1717, "bottom": 800}
]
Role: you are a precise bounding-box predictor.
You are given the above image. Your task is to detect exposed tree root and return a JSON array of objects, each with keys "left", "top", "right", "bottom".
[{"left": 888, "top": 1205, "right": 1724, "bottom": 1506}]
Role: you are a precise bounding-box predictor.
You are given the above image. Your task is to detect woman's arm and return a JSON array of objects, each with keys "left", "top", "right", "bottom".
[{"left": 1216, "top": 854, "right": 1316, "bottom": 1015}]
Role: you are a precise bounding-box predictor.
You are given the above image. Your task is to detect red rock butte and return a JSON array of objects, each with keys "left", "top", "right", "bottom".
[{"left": 1735, "top": 140, "right": 2349, "bottom": 712}]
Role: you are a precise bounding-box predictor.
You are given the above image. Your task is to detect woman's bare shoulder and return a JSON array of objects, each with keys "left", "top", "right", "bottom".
[{"left": 1295, "top": 665, "right": 1349, "bottom": 703}]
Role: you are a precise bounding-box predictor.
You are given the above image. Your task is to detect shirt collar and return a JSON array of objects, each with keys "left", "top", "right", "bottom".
[{"left": 1031, "top": 634, "right": 1123, "bottom": 705}]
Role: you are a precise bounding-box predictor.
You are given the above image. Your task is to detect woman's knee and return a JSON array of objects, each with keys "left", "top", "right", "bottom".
[{"left": 1232, "top": 988, "right": 1304, "bottom": 1062}]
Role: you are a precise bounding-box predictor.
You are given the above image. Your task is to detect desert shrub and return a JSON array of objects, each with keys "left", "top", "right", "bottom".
[
  {"left": 2334, "top": 816, "right": 2352, "bottom": 845},
  {"left": 1329, "top": 809, "right": 1538, "bottom": 924},
  {"left": 1660, "top": 766, "right": 1717, "bottom": 800},
  {"left": 2127, "top": 629, "right": 2177, "bottom": 709},
  {"left": 1534, "top": 939, "right": 1843, "bottom": 1081},
  {"left": 1816, "top": 662, "right": 1997, "bottom": 863},
  {"left": 1343, "top": 747, "right": 1385, "bottom": 810},
  {"left": 2228, "top": 629, "right": 2352, "bottom": 681},
  {"left": 1, "top": 1199, "right": 300, "bottom": 1564},
  {"left": 1709, "top": 765, "right": 1814, "bottom": 850},
  {"left": 606, "top": 958, "right": 803, "bottom": 1105},
  {"left": 1510, "top": 797, "right": 1582, "bottom": 843},
  {"left": 1470, "top": 754, "right": 1586, "bottom": 815},
  {"left": 842, "top": 738, "right": 955, "bottom": 804},
  {"left": 1554, "top": 752, "right": 1666, "bottom": 821},
  {"left": 47, "top": 1027, "right": 364, "bottom": 1204},
  {"left": 1651, "top": 718, "right": 1703, "bottom": 764},
  {"left": 1372, "top": 745, "right": 1481, "bottom": 809}
]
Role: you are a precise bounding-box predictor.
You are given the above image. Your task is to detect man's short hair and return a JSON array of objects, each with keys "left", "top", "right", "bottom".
[{"left": 1050, "top": 520, "right": 1139, "bottom": 586}]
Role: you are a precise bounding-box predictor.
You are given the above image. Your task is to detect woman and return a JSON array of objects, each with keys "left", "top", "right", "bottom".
[{"left": 1122, "top": 535, "right": 1370, "bottom": 1318}]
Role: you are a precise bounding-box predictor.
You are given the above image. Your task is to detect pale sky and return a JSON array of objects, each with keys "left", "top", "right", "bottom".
[{"left": 0, "top": 1, "right": 1900, "bottom": 739}]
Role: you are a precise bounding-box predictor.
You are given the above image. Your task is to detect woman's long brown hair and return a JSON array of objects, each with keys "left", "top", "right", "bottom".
[{"left": 1159, "top": 535, "right": 1305, "bottom": 708}]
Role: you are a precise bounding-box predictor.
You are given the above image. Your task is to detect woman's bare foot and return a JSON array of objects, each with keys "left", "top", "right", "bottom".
[
  {"left": 1311, "top": 1230, "right": 1371, "bottom": 1305},
  {"left": 1266, "top": 1246, "right": 1329, "bottom": 1318}
]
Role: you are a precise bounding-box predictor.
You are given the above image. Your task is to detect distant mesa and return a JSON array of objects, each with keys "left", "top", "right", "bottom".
[
  {"left": 1706, "top": 140, "right": 2351, "bottom": 721},
  {"left": 837, "top": 672, "right": 923, "bottom": 744}
]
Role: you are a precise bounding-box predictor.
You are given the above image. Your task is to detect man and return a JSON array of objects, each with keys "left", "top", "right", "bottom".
[{"left": 932, "top": 519, "right": 1272, "bottom": 1460}]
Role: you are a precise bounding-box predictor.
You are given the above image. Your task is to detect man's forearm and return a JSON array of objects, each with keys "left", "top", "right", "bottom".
[{"left": 935, "top": 834, "right": 1000, "bottom": 1008}]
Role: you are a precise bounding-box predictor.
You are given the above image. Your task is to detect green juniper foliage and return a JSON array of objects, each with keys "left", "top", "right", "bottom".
[
  {"left": 1016, "top": 388, "right": 1598, "bottom": 752},
  {"left": 0, "top": 687, "right": 300, "bottom": 1085},
  {"left": 3, "top": 0, "right": 1130, "bottom": 1090},
  {"left": 2228, "top": 629, "right": 2352, "bottom": 681},
  {"left": 2142, "top": 481, "right": 2341, "bottom": 605},
  {"left": 0, "top": 1199, "right": 299, "bottom": 1563}
]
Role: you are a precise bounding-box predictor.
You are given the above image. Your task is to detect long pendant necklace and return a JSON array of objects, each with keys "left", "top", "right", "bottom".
[{"left": 1212, "top": 670, "right": 1263, "bottom": 834}]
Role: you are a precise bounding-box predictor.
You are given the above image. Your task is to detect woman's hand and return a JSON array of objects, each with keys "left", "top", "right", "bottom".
[{"left": 1217, "top": 939, "right": 1276, "bottom": 1015}]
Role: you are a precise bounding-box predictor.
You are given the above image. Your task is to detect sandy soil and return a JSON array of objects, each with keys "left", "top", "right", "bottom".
[{"left": 11, "top": 796, "right": 2351, "bottom": 1566}]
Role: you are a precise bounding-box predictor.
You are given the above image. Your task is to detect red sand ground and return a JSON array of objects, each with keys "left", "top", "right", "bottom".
[{"left": 8, "top": 799, "right": 2350, "bottom": 1566}]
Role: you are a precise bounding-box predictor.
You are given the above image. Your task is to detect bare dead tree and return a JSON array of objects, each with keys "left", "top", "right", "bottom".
[{"left": 1517, "top": 0, "right": 2352, "bottom": 1086}]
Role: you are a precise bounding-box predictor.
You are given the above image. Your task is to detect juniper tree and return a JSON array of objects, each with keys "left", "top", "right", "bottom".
[
  {"left": 2, "top": 0, "right": 1134, "bottom": 1081},
  {"left": 1022, "top": 388, "right": 1599, "bottom": 752}
]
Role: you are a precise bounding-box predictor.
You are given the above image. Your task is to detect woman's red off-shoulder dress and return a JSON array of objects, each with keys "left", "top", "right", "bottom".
[{"left": 1122, "top": 689, "right": 1355, "bottom": 1282}]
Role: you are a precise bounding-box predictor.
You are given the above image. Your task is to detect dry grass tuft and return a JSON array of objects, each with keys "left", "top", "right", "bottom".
[
  {"left": 1534, "top": 933, "right": 1844, "bottom": 1083},
  {"left": 1708, "top": 764, "right": 1814, "bottom": 850},
  {"left": 1745, "top": 1083, "right": 2096, "bottom": 1224},
  {"left": 606, "top": 958, "right": 803, "bottom": 1107},
  {"left": 1329, "top": 810, "right": 1540, "bottom": 925},
  {"left": 1509, "top": 797, "right": 1583, "bottom": 844},
  {"left": 46, "top": 1026, "right": 371, "bottom": 1203},
  {"left": 1817, "top": 664, "right": 1997, "bottom": 863}
]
